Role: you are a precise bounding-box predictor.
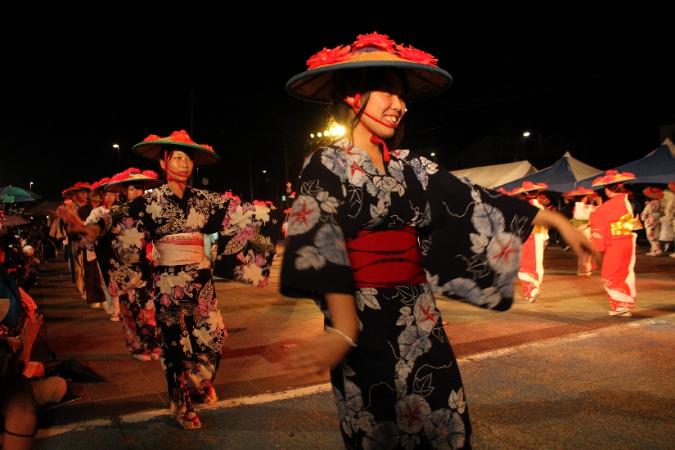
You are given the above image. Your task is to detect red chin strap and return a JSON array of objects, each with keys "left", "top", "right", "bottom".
[
  {"left": 163, "top": 150, "right": 189, "bottom": 185},
  {"left": 345, "top": 94, "right": 396, "bottom": 163}
]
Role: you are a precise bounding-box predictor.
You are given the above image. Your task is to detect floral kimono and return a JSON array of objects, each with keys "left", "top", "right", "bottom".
[
  {"left": 129, "top": 185, "right": 278, "bottom": 410},
  {"left": 281, "top": 140, "right": 537, "bottom": 449},
  {"left": 96, "top": 203, "right": 160, "bottom": 357},
  {"left": 640, "top": 199, "right": 661, "bottom": 254}
]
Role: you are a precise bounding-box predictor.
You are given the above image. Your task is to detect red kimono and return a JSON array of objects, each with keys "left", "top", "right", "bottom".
[
  {"left": 590, "top": 193, "right": 636, "bottom": 311},
  {"left": 518, "top": 199, "right": 548, "bottom": 302}
]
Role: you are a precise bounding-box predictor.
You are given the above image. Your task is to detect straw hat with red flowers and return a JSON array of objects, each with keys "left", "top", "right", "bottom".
[
  {"left": 132, "top": 130, "right": 220, "bottom": 166},
  {"left": 286, "top": 32, "right": 452, "bottom": 104}
]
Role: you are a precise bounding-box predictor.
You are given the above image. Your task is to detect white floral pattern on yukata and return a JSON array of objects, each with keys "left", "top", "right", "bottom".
[{"left": 281, "top": 140, "right": 537, "bottom": 448}]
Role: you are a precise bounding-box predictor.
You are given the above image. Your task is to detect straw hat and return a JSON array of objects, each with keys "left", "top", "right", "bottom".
[
  {"left": 132, "top": 130, "right": 220, "bottom": 166},
  {"left": 286, "top": 32, "right": 452, "bottom": 103}
]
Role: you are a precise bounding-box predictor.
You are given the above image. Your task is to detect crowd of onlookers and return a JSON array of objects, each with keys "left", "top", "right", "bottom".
[{"left": 0, "top": 213, "right": 68, "bottom": 449}]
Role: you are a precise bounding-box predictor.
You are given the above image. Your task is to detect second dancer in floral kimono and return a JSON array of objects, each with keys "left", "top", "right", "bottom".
[{"left": 130, "top": 130, "right": 279, "bottom": 429}]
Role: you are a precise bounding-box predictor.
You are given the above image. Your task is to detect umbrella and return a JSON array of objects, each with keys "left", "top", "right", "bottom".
[
  {"left": 3, "top": 215, "right": 30, "bottom": 227},
  {"left": 0, "top": 186, "right": 42, "bottom": 203}
]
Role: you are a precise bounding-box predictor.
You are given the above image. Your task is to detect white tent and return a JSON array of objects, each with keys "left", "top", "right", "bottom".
[{"left": 450, "top": 160, "right": 537, "bottom": 188}]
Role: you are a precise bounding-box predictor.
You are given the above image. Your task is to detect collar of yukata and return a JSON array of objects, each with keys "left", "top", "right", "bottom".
[{"left": 344, "top": 93, "right": 395, "bottom": 163}]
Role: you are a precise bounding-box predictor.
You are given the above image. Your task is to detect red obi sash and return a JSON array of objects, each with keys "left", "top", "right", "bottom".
[{"left": 346, "top": 226, "right": 426, "bottom": 288}]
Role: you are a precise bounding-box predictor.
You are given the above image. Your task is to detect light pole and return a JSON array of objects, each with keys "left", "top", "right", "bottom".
[
  {"left": 29, "top": 181, "right": 34, "bottom": 191},
  {"left": 112, "top": 143, "right": 120, "bottom": 169}
]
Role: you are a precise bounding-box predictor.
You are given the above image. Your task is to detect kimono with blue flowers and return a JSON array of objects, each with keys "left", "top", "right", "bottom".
[{"left": 281, "top": 140, "right": 537, "bottom": 449}]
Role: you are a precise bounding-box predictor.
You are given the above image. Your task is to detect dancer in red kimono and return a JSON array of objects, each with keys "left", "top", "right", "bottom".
[
  {"left": 502, "top": 182, "right": 550, "bottom": 303},
  {"left": 589, "top": 170, "right": 637, "bottom": 317}
]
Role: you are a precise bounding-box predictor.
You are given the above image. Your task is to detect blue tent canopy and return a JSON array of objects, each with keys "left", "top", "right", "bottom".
[
  {"left": 577, "top": 141, "right": 675, "bottom": 187},
  {"left": 498, "top": 152, "right": 602, "bottom": 193}
]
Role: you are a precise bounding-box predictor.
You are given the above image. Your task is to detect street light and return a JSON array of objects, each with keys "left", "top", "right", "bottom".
[
  {"left": 522, "top": 131, "right": 531, "bottom": 138},
  {"left": 112, "top": 143, "right": 121, "bottom": 168},
  {"left": 29, "top": 181, "right": 34, "bottom": 190}
]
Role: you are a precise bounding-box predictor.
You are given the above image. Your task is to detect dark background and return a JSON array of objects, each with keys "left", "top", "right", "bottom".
[{"left": 2, "top": 3, "right": 674, "bottom": 201}]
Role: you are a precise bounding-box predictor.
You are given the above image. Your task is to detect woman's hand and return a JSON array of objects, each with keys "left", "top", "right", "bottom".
[
  {"left": 19, "top": 313, "right": 43, "bottom": 363},
  {"left": 283, "top": 331, "right": 354, "bottom": 379},
  {"left": 534, "top": 209, "right": 602, "bottom": 266}
]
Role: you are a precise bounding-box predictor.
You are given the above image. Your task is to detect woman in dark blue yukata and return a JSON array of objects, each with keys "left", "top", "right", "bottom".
[{"left": 280, "top": 32, "right": 599, "bottom": 449}]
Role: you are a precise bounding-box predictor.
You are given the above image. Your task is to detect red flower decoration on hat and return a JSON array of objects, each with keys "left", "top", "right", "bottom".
[
  {"left": 591, "top": 169, "right": 635, "bottom": 187},
  {"left": 91, "top": 177, "right": 111, "bottom": 191},
  {"left": 352, "top": 32, "right": 396, "bottom": 51},
  {"left": 306, "top": 45, "right": 352, "bottom": 69},
  {"left": 395, "top": 44, "right": 438, "bottom": 66},
  {"left": 169, "top": 130, "right": 195, "bottom": 144},
  {"left": 643, "top": 187, "right": 663, "bottom": 199},
  {"left": 521, "top": 181, "right": 548, "bottom": 192},
  {"left": 73, "top": 182, "right": 91, "bottom": 190},
  {"left": 110, "top": 168, "right": 141, "bottom": 182},
  {"left": 143, "top": 134, "right": 161, "bottom": 142},
  {"left": 141, "top": 170, "right": 159, "bottom": 179}
]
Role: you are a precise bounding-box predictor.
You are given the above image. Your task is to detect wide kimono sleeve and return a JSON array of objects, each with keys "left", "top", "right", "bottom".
[
  {"left": 127, "top": 193, "right": 157, "bottom": 239},
  {"left": 280, "top": 148, "right": 355, "bottom": 299},
  {"left": 212, "top": 193, "right": 282, "bottom": 287},
  {"left": 422, "top": 170, "right": 539, "bottom": 311}
]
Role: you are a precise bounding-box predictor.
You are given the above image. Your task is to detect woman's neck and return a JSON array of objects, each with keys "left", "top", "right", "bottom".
[
  {"left": 352, "top": 126, "right": 385, "bottom": 173},
  {"left": 167, "top": 179, "right": 188, "bottom": 199}
]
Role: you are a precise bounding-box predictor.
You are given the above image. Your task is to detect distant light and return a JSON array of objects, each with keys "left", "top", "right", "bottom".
[
  {"left": 430, "top": 152, "right": 436, "bottom": 157},
  {"left": 112, "top": 143, "right": 120, "bottom": 149},
  {"left": 329, "top": 124, "right": 346, "bottom": 138},
  {"left": 310, "top": 133, "right": 315, "bottom": 139},
  {"left": 262, "top": 170, "right": 267, "bottom": 174},
  {"left": 317, "top": 132, "right": 323, "bottom": 138},
  {"left": 522, "top": 131, "right": 531, "bottom": 138}
]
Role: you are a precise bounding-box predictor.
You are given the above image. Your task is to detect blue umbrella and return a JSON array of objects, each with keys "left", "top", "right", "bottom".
[{"left": 0, "top": 186, "right": 42, "bottom": 203}]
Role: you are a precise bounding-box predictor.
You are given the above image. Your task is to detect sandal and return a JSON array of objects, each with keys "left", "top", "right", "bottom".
[
  {"left": 202, "top": 386, "right": 218, "bottom": 405},
  {"left": 177, "top": 411, "right": 202, "bottom": 430}
]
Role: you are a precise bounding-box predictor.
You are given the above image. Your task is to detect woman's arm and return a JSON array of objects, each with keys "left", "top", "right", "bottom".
[
  {"left": 56, "top": 206, "right": 102, "bottom": 242},
  {"left": 534, "top": 208, "right": 602, "bottom": 264}
]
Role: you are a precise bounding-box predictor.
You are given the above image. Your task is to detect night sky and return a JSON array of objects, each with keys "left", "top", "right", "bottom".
[{"left": 2, "top": 4, "right": 674, "bottom": 201}]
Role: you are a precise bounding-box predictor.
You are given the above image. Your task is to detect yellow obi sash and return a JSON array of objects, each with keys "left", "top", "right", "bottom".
[{"left": 610, "top": 213, "right": 634, "bottom": 236}]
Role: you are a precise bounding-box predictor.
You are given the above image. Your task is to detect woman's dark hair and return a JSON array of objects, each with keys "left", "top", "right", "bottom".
[
  {"left": 605, "top": 183, "right": 627, "bottom": 194},
  {"left": 329, "top": 68, "right": 408, "bottom": 149}
]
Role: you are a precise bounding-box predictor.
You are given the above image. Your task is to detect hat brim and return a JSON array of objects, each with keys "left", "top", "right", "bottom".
[
  {"left": 132, "top": 141, "right": 220, "bottom": 166},
  {"left": 104, "top": 177, "right": 164, "bottom": 193},
  {"left": 61, "top": 186, "right": 91, "bottom": 198},
  {"left": 591, "top": 176, "right": 635, "bottom": 188},
  {"left": 286, "top": 60, "right": 453, "bottom": 104}
]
